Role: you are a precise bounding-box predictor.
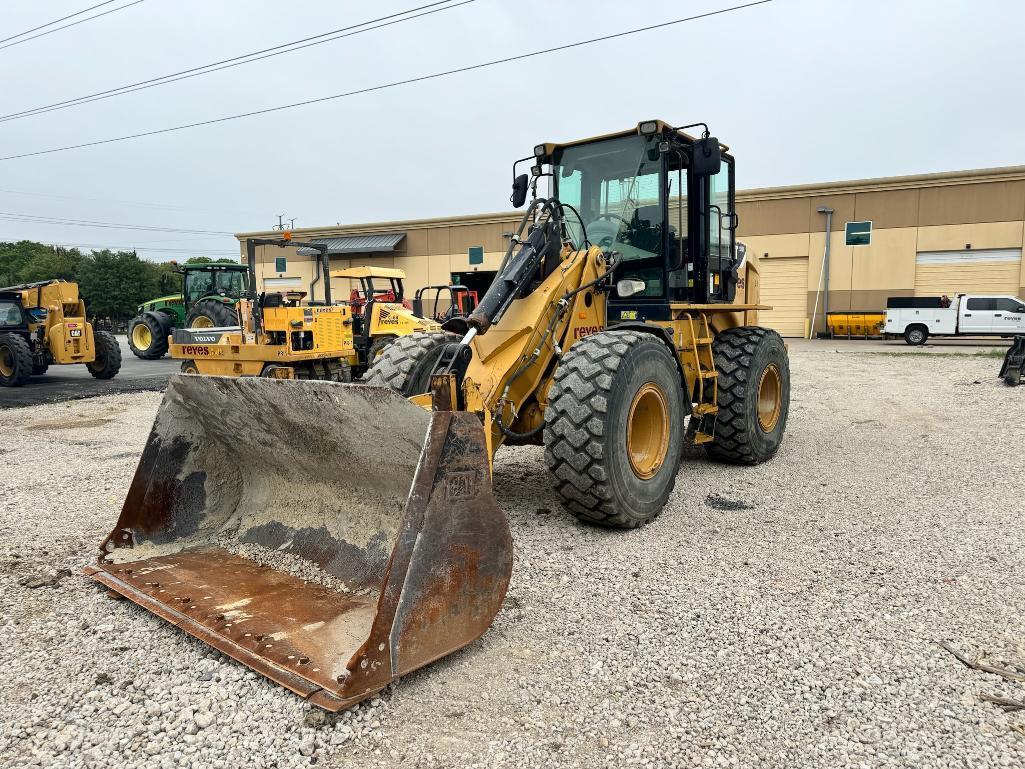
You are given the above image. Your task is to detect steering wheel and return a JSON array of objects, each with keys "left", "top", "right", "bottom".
[{"left": 586, "top": 213, "right": 629, "bottom": 248}]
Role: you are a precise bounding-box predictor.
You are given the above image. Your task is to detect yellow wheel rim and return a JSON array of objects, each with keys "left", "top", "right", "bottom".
[
  {"left": 181, "top": 361, "right": 199, "bottom": 375},
  {"left": 132, "top": 323, "right": 152, "bottom": 349},
  {"left": 757, "top": 363, "right": 782, "bottom": 432},
  {"left": 0, "top": 348, "right": 13, "bottom": 377},
  {"left": 190, "top": 315, "right": 214, "bottom": 328},
  {"left": 626, "top": 382, "right": 670, "bottom": 480}
]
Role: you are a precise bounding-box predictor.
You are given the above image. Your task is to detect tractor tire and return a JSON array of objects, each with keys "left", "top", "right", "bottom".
[
  {"left": 703, "top": 326, "right": 790, "bottom": 465},
  {"left": 363, "top": 332, "right": 457, "bottom": 394},
  {"left": 904, "top": 325, "right": 928, "bottom": 346},
  {"left": 544, "top": 329, "right": 686, "bottom": 529},
  {"left": 31, "top": 360, "right": 49, "bottom": 376},
  {"left": 367, "top": 336, "right": 397, "bottom": 365},
  {"left": 87, "top": 330, "right": 122, "bottom": 380},
  {"left": 0, "top": 333, "right": 33, "bottom": 387},
  {"left": 185, "top": 299, "right": 238, "bottom": 329},
  {"left": 127, "top": 313, "right": 170, "bottom": 359}
]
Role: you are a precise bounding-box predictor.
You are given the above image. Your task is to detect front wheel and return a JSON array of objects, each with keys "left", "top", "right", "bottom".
[
  {"left": 0, "top": 333, "right": 33, "bottom": 387},
  {"left": 363, "top": 332, "right": 456, "bottom": 393},
  {"left": 128, "top": 314, "right": 170, "bottom": 359},
  {"left": 704, "top": 326, "right": 790, "bottom": 465},
  {"left": 86, "top": 330, "right": 122, "bottom": 380},
  {"left": 544, "top": 329, "right": 685, "bottom": 529}
]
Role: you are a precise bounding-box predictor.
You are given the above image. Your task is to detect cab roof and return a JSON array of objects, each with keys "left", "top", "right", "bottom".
[
  {"left": 536, "top": 120, "right": 729, "bottom": 157},
  {"left": 331, "top": 266, "right": 406, "bottom": 280}
]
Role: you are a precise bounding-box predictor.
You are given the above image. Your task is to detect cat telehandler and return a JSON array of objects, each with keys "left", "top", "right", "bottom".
[
  {"left": 0, "top": 279, "right": 120, "bottom": 386},
  {"left": 88, "top": 120, "right": 789, "bottom": 712}
]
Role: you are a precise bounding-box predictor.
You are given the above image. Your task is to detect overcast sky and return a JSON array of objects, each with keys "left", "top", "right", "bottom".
[{"left": 2, "top": 0, "right": 1023, "bottom": 261}]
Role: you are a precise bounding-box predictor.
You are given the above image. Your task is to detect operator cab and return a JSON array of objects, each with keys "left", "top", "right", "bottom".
[
  {"left": 522, "top": 120, "right": 740, "bottom": 318},
  {"left": 182, "top": 265, "right": 249, "bottom": 305}
]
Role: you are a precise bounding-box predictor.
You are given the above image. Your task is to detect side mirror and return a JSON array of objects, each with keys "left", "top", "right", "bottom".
[
  {"left": 691, "top": 136, "right": 721, "bottom": 177},
  {"left": 510, "top": 173, "right": 529, "bottom": 208},
  {"left": 616, "top": 279, "right": 646, "bottom": 298}
]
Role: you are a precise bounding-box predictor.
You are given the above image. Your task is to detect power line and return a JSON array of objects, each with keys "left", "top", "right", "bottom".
[
  {"left": 0, "top": 0, "right": 120, "bottom": 45},
  {"left": 0, "top": 1, "right": 772, "bottom": 163},
  {"left": 0, "top": 0, "right": 147, "bottom": 53},
  {"left": 0, "top": 0, "right": 467, "bottom": 123},
  {"left": 0, "top": 211, "right": 234, "bottom": 235},
  {"left": 35, "top": 242, "right": 240, "bottom": 255}
]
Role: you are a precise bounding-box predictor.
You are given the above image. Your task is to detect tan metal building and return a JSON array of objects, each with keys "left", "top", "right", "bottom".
[{"left": 237, "top": 165, "right": 1025, "bottom": 337}]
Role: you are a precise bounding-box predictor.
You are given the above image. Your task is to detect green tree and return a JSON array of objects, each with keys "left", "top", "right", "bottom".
[
  {"left": 17, "top": 247, "right": 84, "bottom": 283},
  {"left": 185, "top": 256, "right": 239, "bottom": 265},
  {"left": 0, "top": 240, "right": 53, "bottom": 286},
  {"left": 77, "top": 250, "right": 159, "bottom": 319}
]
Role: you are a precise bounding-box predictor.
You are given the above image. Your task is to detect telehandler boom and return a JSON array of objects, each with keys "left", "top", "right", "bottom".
[{"left": 88, "top": 120, "right": 789, "bottom": 711}]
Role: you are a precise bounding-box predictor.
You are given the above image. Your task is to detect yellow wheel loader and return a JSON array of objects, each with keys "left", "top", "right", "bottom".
[
  {"left": 169, "top": 238, "right": 439, "bottom": 380},
  {"left": 0, "top": 280, "right": 120, "bottom": 387},
  {"left": 88, "top": 120, "right": 788, "bottom": 711}
]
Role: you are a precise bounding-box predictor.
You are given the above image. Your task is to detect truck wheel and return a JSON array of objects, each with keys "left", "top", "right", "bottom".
[
  {"left": 704, "top": 326, "right": 790, "bottom": 465},
  {"left": 0, "top": 333, "right": 33, "bottom": 387},
  {"left": 87, "top": 331, "right": 122, "bottom": 379},
  {"left": 128, "top": 314, "right": 170, "bottom": 359},
  {"left": 185, "top": 299, "right": 238, "bottom": 328},
  {"left": 544, "top": 329, "right": 685, "bottom": 529},
  {"left": 363, "top": 332, "right": 456, "bottom": 393},
  {"left": 904, "top": 325, "right": 928, "bottom": 346}
]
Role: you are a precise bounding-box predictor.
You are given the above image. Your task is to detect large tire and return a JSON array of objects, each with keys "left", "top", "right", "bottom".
[
  {"left": 31, "top": 360, "right": 49, "bottom": 376},
  {"left": 185, "top": 299, "right": 238, "bottom": 329},
  {"left": 544, "top": 329, "right": 686, "bottom": 529},
  {"left": 0, "top": 333, "right": 33, "bottom": 387},
  {"left": 367, "top": 336, "right": 396, "bottom": 365},
  {"left": 86, "top": 330, "right": 122, "bottom": 380},
  {"left": 704, "top": 326, "right": 789, "bottom": 465},
  {"left": 904, "top": 325, "right": 928, "bottom": 346},
  {"left": 127, "top": 313, "right": 170, "bottom": 359},
  {"left": 363, "top": 332, "right": 456, "bottom": 393}
]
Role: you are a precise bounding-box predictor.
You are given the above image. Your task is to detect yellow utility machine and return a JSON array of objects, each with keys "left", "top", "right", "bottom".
[
  {"left": 89, "top": 120, "right": 789, "bottom": 713},
  {"left": 170, "top": 238, "right": 439, "bottom": 380},
  {"left": 0, "top": 280, "right": 120, "bottom": 387}
]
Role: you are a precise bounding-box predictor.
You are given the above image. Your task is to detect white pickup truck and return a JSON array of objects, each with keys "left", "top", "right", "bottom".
[{"left": 884, "top": 294, "right": 1025, "bottom": 345}]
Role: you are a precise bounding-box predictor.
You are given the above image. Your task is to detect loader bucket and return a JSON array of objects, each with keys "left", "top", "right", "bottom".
[{"left": 85, "top": 375, "right": 512, "bottom": 711}]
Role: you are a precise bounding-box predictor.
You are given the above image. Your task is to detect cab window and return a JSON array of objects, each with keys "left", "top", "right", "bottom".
[
  {"left": 965, "top": 298, "right": 995, "bottom": 311},
  {"left": 994, "top": 297, "right": 1025, "bottom": 312},
  {"left": 0, "top": 299, "right": 24, "bottom": 327}
]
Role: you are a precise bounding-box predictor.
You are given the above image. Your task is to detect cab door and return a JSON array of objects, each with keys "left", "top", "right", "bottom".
[
  {"left": 993, "top": 297, "right": 1025, "bottom": 334},
  {"left": 960, "top": 297, "right": 996, "bottom": 333}
]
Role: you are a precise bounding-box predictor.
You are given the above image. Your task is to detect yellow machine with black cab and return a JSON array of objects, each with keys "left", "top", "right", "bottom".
[
  {"left": 90, "top": 120, "right": 789, "bottom": 713},
  {"left": 0, "top": 279, "right": 120, "bottom": 387}
]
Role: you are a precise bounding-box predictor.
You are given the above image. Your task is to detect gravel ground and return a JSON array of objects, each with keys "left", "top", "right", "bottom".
[{"left": 1, "top": 347, "right": 1023, "bottom": 769}]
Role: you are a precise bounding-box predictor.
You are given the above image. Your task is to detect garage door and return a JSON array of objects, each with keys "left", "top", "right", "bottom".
[
  {"left": 757, "top": 256, "right": 808, "bottom": 337},
  {"left": 915, "top": 249, "right": 1022, "bottom": 297}
]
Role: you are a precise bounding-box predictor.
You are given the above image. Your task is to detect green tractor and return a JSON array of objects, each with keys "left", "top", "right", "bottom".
[{"left": 127, "top": 263, "right": 248, "bottom": 359}]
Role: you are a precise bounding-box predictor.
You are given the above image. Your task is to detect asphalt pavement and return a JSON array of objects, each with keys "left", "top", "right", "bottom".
[{"left": 0, "top": 336, "right": 179, "bottom": 409}]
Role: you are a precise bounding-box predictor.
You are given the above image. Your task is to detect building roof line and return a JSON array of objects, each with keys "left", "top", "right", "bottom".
[{"left": 234, "top": 164, "right": 1025, "bottom": 241}]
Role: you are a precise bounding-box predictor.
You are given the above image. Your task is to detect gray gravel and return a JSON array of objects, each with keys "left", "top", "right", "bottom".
[{"left": 1, "top": 347, "right": 1023, "bottom": 768}]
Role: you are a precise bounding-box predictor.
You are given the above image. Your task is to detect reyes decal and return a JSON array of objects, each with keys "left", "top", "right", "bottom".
[
  {"left": 573, "top": 325, "right": 604, "bottom": 339},
  {"left": 181, "top": 345, "right": 211, "bottom": 356}
]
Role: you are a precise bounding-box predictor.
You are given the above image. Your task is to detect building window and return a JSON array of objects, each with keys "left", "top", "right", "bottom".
[
  {"left": 274, "top": 256, "right": 287, "bottom": 273},
  {"left": 844, "top": 221, "right": 872, "bottom": 246},
  {"left": 468, "top": 246, "right": 484, "bottom": 265}
]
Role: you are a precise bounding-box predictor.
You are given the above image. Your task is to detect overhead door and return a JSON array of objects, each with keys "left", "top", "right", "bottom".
[
  {"left": 915, "top": 249, "right": 1022, "bottom": 297},
  {"left": 757, "top": 256, "right": 808, "bottom": 337}
]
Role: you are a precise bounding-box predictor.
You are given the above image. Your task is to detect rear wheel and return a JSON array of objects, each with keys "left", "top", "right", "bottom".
[
  {"left": 128, "top": 314, "right": 170, "bottom": 359},
  {"left": 363, "top": 332, "right": 456, "bottom": 393},
  {"left": 87, "top": 331, "right": 122, "bottom": 379},
  {"left": 0, "top": 333, "right": 33, "bottom": 387},
  {"left": 31, "top": 360, "right": 49, "bottom": 376},
  {"left": 367, "top": 336, "right": 396, "bottom": 365},
  {"left": 904, "top": 325, "right": 928, "bottom": 346},
  {"left": 704, "top": 326, "right": 789, "bottom": 465},
  {"left": 544, "top": 329, "right": 685, "bottom": 528},
  {"left": 185, "top": 299, "right": 237, "bottom": 329},
  {"left": 180, "top": 359, "right": 200, "bottom": 375}
]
